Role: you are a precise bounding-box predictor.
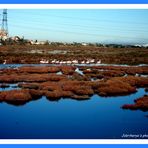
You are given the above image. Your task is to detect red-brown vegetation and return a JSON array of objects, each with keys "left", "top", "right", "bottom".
[
  {"left": 83, "top": 68, "right": 125, "bottom": 78},
  {"left": 0, "top": 89, "right": 32, "bottom": 105},
  {"left": 71, "top": 94, "right": 90, "bottom": 100},
  {"left": 0, "top": 45, "right": 148, "bottom": 65},
  {"left": 39, "top": 81, "right": 61, "bottom": 91},
  {"left": 95, "top": 76, "right": 147, "bottom": 97},
  {"left": 40, "top": 80, "right": 94, "bottom": 100},
  {"left": 60, "top": 66, "right": 76, "bottom": 75},
  {"left": 0, "top": 89, "right": 45, "bottom": 105},
  {"left": 70, "top": 73, "right": 89, "bottom": 81},
  {"left": 29, "top": 89, "right": 44, "bottom": 100},
  {"left": 112, "top": 76, "right": 148, "bottom": 87},
  {"left": 94, "top": 65, "right": 148, "bottom": 73},
  {"left": 18, "top": 83, "right": 39, "bottom": 89},
  {"left": 0, "top": 73, "right": 66, "bottom": 83},
  {"left": 122, "top": 95, "right": 148, "bottom": 111},
  {"left": 73, "top": 86, "right": 94, "bottom": 96},
  {"left": 19, "top": 66, "right": 60, "bottom": 73},
  {"left": 100, "top": 70, "right": 125, "bottom": 78},
  {"left": 0, "top": 65, "right": 147, "bottom": 105},
  {"left": 96, "top": 79, "right": 136, "bottom": 96},
  {"left": 45, "top": 90, "right": 63, "bottom": 100}
]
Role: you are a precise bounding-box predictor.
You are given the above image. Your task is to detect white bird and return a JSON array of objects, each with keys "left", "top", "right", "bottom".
[
  {"left": 51, "top": 59, "right": 56, "bottom": 64},
  {"left": 3, "top": 60, "right": 7, "bottom": 64},
  {"left": 86, "top": 60, "right": 90, "bottom": 64},
  {"left": 67, "top": 61, "right": 72, "bottom": 64},
  {"left": 72, "top": 60, "right": 78, "bottom": 64},
  {"left": 97, "top": 60, "right": 101, "bottom": 64},
  {"left": 81, "top": 61, "right": 85, "bottom": 64},
  {"left": 90, "top": 59, "right": 95, "bottom": 63},
  {"left": 55, "top": 60, "right": 60, "bottom": 64},
  {"left": 40, "top": 59, "right": 49, "bottom": 64},
  {"left": 59, "top": 61, "right": 64, "bottom": 64},
  {"left": 62, "top": 61, "right": 66, "bottom": 64},
  {"left": 86, "top": 68, "right": 91, "bottom": 71}
]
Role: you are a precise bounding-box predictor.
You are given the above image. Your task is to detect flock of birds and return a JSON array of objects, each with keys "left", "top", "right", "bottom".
[
  {"left": 40, "top": 59, "right": 101, "bottom": 64},
  {"left": 2, "top": 59, "right": 101, "bottom": 65}
]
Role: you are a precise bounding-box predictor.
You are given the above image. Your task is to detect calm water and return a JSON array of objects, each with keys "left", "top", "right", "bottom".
[
  {"left": 0, "top": 64, "right": 148, "bottom": 139},
  {"left": 0, "top": 88, "right": 148, "bottom": 139},
  {"left": 0, "top": 63, "right": 148, "bottom": 69}
]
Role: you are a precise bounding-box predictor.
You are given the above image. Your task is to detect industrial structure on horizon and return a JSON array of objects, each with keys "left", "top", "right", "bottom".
[{"left": 0, "top": 9, "right": 8, "bottom": 40}]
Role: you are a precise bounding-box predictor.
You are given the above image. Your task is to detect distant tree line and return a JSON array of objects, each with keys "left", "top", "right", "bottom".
[{"left": 0, "top": 37, "right": 148, "bottom": 49}]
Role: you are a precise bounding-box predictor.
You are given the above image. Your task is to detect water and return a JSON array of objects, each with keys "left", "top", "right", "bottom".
[
  {"left": 0, "top": 88, "right": 147, "bottom": 139},
  {"left": 75, "top": 68, "right": 84, "bottom": 75},
  {"left": 0, "top": 83, "right": 19, "bottom": 91},
  {"left": 0, "top": 64, "right": 147, "bottom": 139},
  {"left": 0, "top": 63, "right": 148, "bottom": 69}
]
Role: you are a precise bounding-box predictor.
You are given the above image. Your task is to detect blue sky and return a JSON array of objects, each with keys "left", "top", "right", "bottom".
[{"left": 1, "top": 9, "right": 148, "bottom": 44}]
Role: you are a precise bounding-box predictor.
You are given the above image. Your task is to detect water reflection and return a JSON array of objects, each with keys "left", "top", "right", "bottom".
[
  {"left": 0, "top": 88, "right": 147, "bottom": 139},
  {"left": 0, "top": 64, "right": 147, "bottom": 139}
]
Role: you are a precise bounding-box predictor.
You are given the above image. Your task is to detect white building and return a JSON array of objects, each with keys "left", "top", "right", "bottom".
[
  {"left": 81, "top": 42, "right": 88, "bottom": 46},
  {"left": 0, "top": 30, "right": 8, "bottom": 40}
]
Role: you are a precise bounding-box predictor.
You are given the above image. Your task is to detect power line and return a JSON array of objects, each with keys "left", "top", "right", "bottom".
[
  {"left": 10, "top": 19, "right": 148, "bottom": 36},
  {"left": 8, "top": 17, "right": 148, "bottom": 34},
  {"left": 7, "top": 10, "right": 148, "bottom": 42},
  {"left": 10, "top": 10, "right": 148, "bottom": 26},
  {"left": 10, "top": 23, "right": 148, "bottom": 41}
]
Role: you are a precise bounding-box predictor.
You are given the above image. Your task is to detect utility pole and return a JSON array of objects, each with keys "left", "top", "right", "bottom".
[
  {"left": 1, "top": 9, "right": 8, "bottom": 36},
  {"left": 0, "top": 9, "right": 8, "bottom": 40}
]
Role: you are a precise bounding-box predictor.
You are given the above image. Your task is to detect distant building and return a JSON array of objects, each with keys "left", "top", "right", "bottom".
[
  {"left": 12, "top": 36, "right": 21, "bottom": 42},
  {"left": 29, "top": 40, "right": 47, "bottom": 45},
  {"left": 0, "top": 29, "right": 8, "bottom": 40},
  {"left": 143, "top": 44, "right": 148, "bottom": 47},
  {"left": 134, "top": 44, "right": 142, "bottom": 47},
  {"left": 81, "top": 42, "right": 88, "bottom": 46}
]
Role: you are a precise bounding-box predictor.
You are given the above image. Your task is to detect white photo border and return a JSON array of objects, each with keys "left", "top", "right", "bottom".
[{"left": 0, "top": 4, "right": 148, "bottom": 144}]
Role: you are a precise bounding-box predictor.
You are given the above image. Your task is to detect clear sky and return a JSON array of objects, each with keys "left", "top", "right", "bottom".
[{"left": 1, "top": 9, "right": 148, "bottom": 44}]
